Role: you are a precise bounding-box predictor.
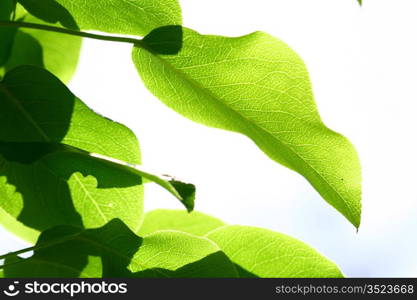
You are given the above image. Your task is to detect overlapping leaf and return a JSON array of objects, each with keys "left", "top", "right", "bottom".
[
  {"left": 0, "top": 219, "right": 238, "bottom": 278},
  {"left": 0, "top": 66, "right": 196, "bottom": 243},
  {"left": 17, "top": 0, "right": 182, "bottom": 36},
  {"left": 0, "top": 0, "right": 358, "bottom": 281},
  {"left": 133, "top": 27, "right": 362, "bottom": 227},
  {"left": 0, "top": 3, "right": 81, "bottom": 82},
  {"left": 2, "top": 210, "right": 341, "bottom": 278},
  {"left": 0, "top": 65, "right": 144, "bottom": 242},
  {"left": 138, "top": 209, "right": 344, "bottom": 278}
]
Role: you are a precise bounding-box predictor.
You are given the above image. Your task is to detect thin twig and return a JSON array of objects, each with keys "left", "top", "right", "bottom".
[{"left": 0, "top": 20, "right": 144, "bottom": 45}]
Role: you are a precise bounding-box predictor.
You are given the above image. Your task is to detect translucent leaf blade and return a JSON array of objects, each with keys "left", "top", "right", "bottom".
[{"left": 133, "top": 27, "right": 362, "bottom": 227}]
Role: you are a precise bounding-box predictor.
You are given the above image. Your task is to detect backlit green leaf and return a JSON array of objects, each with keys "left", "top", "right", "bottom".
[
  {"left": 0, "top": 66, "right": 144, "bottom": 243},
  {"left": 4, "top": 14, "right": 81, "bottom": 83},
  {"left": 17, "top": 0, "right": 182, "bottom": 36},
  {"left": 0, "top": 5, "right": 81, "bottom": 83},
  {"left": 207, "top": 225, "right": 344, "bottom": 278},
  {"left": 133, "top": 27, "right": 362, "bottom": 227},
  {"left": 1, "top": 219, "right": 238, "bottom": 278},
  {"left": 139, "top": 209, "right": 224, "bottom": 236}
]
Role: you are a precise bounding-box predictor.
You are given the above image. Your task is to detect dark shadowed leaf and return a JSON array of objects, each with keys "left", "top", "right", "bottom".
[
  {"left": 0, "top": 66, "right": 143, "bottom": 242},
  {"left": 0, "top": 0, "right": 17, "bottom": 66}
]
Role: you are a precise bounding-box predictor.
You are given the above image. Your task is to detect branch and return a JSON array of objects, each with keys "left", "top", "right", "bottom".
[{"left": 0, "top": 20, "right": 144, "bottom": 45}]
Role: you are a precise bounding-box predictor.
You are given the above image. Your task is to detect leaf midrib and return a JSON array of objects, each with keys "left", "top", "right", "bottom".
[{"left": 137, "top": 46, "right": 356, "bottom": 225}]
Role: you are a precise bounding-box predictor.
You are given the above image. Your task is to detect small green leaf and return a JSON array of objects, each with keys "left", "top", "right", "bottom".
[
  {"left": 17, "top": 0, "right": 182, "bottom": 36},
  {"left": 207, "top": 225, "right": 344, "bottom": 278},
  {"left": 358, "top": 0, "right": 362, "bottom": 5},
  {"left": 1, "top": 219, "right": 238, "bottom": 278},
  {"left": 0, "top": 66, "right": 143, "bottom": 243},
  {"left": 139, "top": 209, "right": 224, "bottom": 236},
  {"left": 133, "top": 27, "right": 362, "bottom": 227}
]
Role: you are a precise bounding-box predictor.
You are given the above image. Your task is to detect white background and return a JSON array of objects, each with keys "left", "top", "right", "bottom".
[{"left": 2, "top": 0, "right": 417, "bottom": 277}]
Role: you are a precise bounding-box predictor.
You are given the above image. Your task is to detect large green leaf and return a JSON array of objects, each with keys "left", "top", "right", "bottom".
[
  {"left": 133, "top": 27, "right": 362, "bottom": 227},
  {"left": 207, "top": 225, "right": 343, "bottom": 278},
  {"left": 0, "top": 66, "right": 144, "bottom": 243},
  {"left": 139, "top": 209, "right": 224, "bottom": 236},
  {"left": 1, "top": 219, "right": 238, "bottom": 278},
  {"left": 0, "top": 5, "right": 81, "bottom": 83},
  {"left": 17, "top": 0, "right": 182, "bottom": 36}
]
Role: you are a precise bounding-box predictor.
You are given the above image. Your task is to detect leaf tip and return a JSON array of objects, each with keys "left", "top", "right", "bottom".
[{"left": 170, "top": 180, "right": 196, "bottom": 212}]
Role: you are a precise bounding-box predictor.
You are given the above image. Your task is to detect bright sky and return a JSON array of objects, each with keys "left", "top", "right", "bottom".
[{"left": 1, "top": 0, "right": 417, "bottom": 277}]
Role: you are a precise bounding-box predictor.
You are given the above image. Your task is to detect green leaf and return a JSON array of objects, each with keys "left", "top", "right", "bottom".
[
  {"left": 139, "top": 209, "right": 224, "bottom": 236},
  {"left": 17, "top": 0, "right": 182, "bottom": 36},
  {"left": 0, "top": 5, "right": 81, "bottom": 83},
  {"left": 0, "top": 65, "right": 144, "bottom": 243},
  {"left": 4, "top": 14, "right": 82, "bottom": 83},
  {"left": 132, "top": 27, "right": 362, "bottom": 228},
  {"left": 358, "top": 0, "right": 362, "bottom": 5},
  {"left": 206, "top": 225, "right": 344, "bottom": 278},
  {"left": 1, "top": 219, "right": 238, "bottom": 278}
]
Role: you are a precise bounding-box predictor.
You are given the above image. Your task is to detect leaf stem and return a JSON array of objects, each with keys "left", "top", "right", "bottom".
[{"left": 0, "top": 20, "right": 144, "bottom": 45}]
